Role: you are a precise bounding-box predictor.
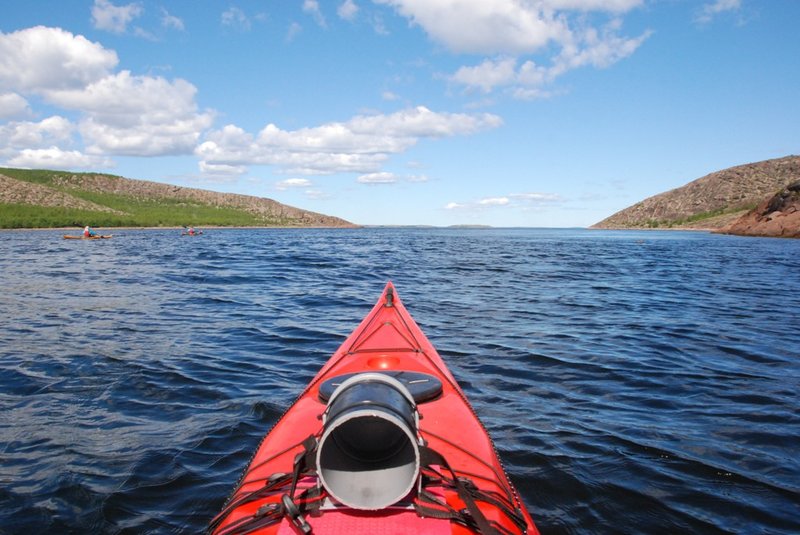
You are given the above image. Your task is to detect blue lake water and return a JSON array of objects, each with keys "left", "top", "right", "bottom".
[{"left": 1, "top": 227, "right": 798, "bottom": 534}]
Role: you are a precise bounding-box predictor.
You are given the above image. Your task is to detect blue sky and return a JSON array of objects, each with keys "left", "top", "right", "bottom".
[{"left": 1, "top": 1, "right": 798, "bottom": 227}]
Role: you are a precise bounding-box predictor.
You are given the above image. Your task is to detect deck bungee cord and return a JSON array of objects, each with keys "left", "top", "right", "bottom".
[{"left": 209, "top": 434, "right": 528, "bottom": 535}]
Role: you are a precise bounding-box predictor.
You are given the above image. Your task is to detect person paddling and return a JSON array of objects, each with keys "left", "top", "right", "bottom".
[{"left": 83, "top": 225, "right": 97, "bottom": 237}]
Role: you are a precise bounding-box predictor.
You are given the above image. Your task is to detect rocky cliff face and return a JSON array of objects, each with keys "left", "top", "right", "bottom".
[
  {"left": 719, "top": 181, "right": 800, "bottom": 238},
  {"left": 592, "top": 155, "right": 800, "bottom": 230}
]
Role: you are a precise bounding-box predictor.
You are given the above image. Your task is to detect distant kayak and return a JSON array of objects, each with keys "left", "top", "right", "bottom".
[
  {"left": 63, "top": 235, "right": 112, "bottom": 240},
  {"left": 209, "top": 282, "right": 538, "bottom": 534},
  {"left": 181, "top": 231, "right": 203, "bottom": 236}
]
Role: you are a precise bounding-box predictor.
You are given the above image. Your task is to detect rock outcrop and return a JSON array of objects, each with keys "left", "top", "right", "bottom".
[
  {"left": 719, "top": 181, "right": 800, "bottom": 238},
  {"left": 592, "top": 155, "right": 800, "bottom": 230},
  {"left": 0, "top": 174, "right": 125, "bottom": 214}
]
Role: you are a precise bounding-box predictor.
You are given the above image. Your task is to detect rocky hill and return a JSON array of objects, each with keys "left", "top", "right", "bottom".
[
  {"left": 0, "top": 168, "right": 355, "bottom": 229},
  {"left": 719, "top": 180, "right": 800, "bottom": 238},
  {"left": 591, "top": 156, "right": 800, "bottom": 230}
]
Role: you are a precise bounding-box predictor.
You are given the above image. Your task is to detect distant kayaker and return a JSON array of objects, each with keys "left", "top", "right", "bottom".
[
  {"left": 186, "top": 226, "right": 197, "bottom": 235},
  {"left": 83, "top": 225, "right": 96, "bottom": 237}
]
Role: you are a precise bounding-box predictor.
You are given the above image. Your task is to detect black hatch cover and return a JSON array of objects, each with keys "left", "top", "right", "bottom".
[{"left": 318, "top": 371, "right": 443, "bottom": 404}]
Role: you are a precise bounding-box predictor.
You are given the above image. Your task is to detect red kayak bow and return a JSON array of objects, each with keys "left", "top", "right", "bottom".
[{"left": 210, "top": 282, "right": 538, "bottom": 534}]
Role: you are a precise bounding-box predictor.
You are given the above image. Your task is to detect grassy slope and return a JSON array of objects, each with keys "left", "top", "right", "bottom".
[
  {"left": 0, "top": 167, "right": 72, "bottom": 185},
  {"left": 637, "top": 205, "right": 755, "bottom": 229},
  {"left": 0, "top": 168, "right": 286, "bottom": 229}
]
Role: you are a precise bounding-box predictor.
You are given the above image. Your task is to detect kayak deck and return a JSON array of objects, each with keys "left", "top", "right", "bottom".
[
  {"left": 63, "top": 234, "right": 112, "bottom": 240},
  {"left": 211, "top": 282, "right": 537, "bottom": 534}
]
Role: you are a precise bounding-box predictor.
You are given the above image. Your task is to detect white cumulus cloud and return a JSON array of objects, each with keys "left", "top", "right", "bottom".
[
  {"left": 91, "top": 0, "right": 143, "bottom": 34},
  {"left": 0, "top": 116, "right": 73, "bottom": 149},
  {"left": 451, "top": 57, "right": 518, "bottom": 93},
  {"left": 376, "top": 0, "right": 649, "bottom": 99},
  {"left": 357, "top": 172, "right": 397, "bottom": 184},
  {"left": 199, "top": 161, "right": 247, "bottom": 178},
  {"left": 197, "top": 106, "right": 501, "bottom": 176},
  {"left": 446, "top": 191, "right": 563, "bottom": 210},
  {"left": 276, "top": 178, "right": 314, "bottom": 190},
  {"left": 0, "top": 93, "right": 31, "bottom": 119},
  {"left": 542, "top": 0, "right": 641, "bottom": 11},
  {"left": 375, "top": 0, "right": 568, "bottom": 54},
  {"left": 0, "top": 26, "right": 118, "bottom": 92},
  {"left": 338, "top": 0, "right": 359, "bottom": 21},
  {"left": 45, "top": 71, "right": 214, "bottom": 156},
  {"left": 8, "top": 146, "right": 113, "bottom": 170},
  {"left": 479, "top": 197, "right": 510, "bottom": 206},
  {"left": 0, "top": 25, "right": 213, "bottom": 167}
]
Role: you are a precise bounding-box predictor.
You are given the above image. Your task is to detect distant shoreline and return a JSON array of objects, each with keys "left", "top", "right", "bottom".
[
  {"left": 1, "top": 227, "right": 726, "bottom": 235},
  {"left": 2, "top": 226, "right": 725, "bottom": 232},
  {"left": 0, "top": 225, "right": 365, "bottom": 232}
]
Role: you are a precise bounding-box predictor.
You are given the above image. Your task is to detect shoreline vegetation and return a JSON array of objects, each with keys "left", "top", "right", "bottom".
[
  {"left": 2, "top": 157, "right": 798, "bottom": 237},
  {"left": 0, "top": 167, "right": 355, "bottom": 230},
  {"left": 590, "top": 207, "right": 753, "bottom": 231}
]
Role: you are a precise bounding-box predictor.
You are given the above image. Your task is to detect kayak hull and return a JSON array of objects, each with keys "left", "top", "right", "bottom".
[
  {"left": 212, "top": 282, "right": 538, "bottom": 534},
  {"left": 63, "top": 235, "right": 112, "bottom": 240}
]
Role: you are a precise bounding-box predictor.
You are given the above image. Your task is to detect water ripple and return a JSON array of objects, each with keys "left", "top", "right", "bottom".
[{"left": 1, "top": 228, "right": 798, "bottom": 533}]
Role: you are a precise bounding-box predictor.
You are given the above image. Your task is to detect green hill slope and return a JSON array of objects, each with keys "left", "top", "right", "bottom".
[{"left": 0, "top": 168, "right": 355, "bottom": 229}]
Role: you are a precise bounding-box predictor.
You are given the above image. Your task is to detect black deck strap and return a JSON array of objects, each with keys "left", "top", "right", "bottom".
[
  {"left": 212, "top": 502, "right": 283, "bottom": 535},
  {"left": 281, "top": 435, "right": 317, "bottom": 534},
  {"left": 415, "top": 488, "right": 481, "bottom": 530},
  {"left": 281, "top": 494, "right": 312, "bottom": 534},
  {"left": 420, "top": 446, "right": 501, "bottom": 535},
  {"left": 458, "top": 479, "right": 528, "bottom": 535},
  {"left": 206, "top": 474, "right": 291, "bottom": 534},
  {"left": 289, "top": 435, "right": 318, "bottom": 499},
  {"left": 208, "top": 435, "right": 319, "bottom": 535},
  {"left": 295, "top": 483, "right": 326, "bottom": 516},
  {"left": 420, "top": 447, "right": 528, "bottom": 534}
]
